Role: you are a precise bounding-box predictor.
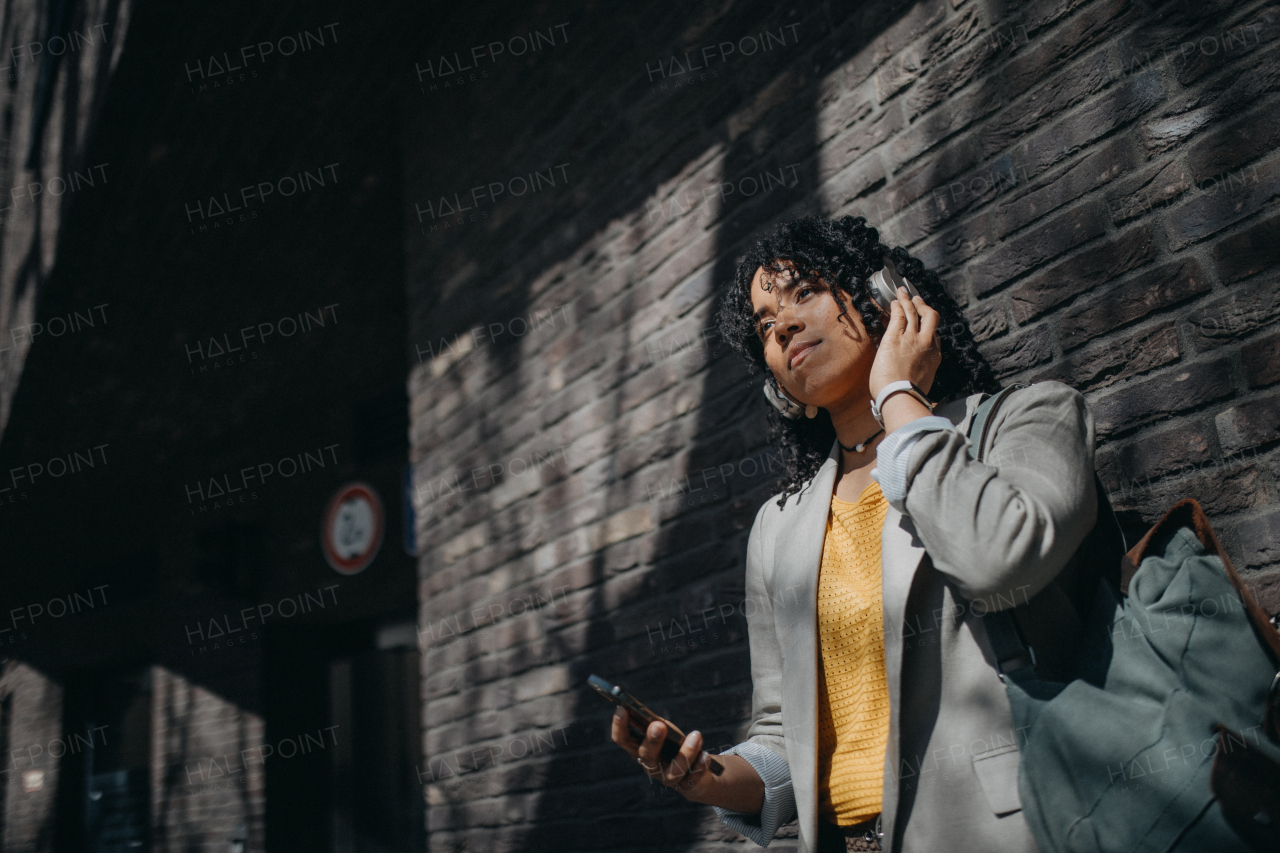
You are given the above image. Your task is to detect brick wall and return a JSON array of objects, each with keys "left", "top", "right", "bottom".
[
  {"left": 0, "top": 662, "right": 63, "bottom": 853},
  {"left": 0, "top": 0, "right": 130, "bottom": 437},
  {"left": 151, "top": 667, "right": 265, "bottom": 853},
  {"left": 407, "top": 0, "right": 1280, "bottom": 849}
]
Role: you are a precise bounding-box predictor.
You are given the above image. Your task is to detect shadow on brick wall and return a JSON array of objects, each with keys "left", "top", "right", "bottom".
[{"left": 406, "top": 2, "right": 935, "bottom": 851}]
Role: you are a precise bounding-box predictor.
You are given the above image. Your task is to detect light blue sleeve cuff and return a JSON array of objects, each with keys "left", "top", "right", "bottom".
[
  {"left": 711, "top": 741, "right": 795, "bottom": 847},
  {"left": 870, "top": 415, "right": 956, "bottom": 509}
]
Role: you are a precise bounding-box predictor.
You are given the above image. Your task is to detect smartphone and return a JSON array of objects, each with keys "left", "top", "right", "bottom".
[{"left": 589, "top": 674, "right": 724, "bottom": 776}]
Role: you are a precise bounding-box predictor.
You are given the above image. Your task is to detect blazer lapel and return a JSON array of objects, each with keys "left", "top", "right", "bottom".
[
  {"left": 770, "top": 439, "right": 839, "bottom": 853},
  {"left": 770, "top": 440, "right": 839, "bottom": 646},
  {"left": 879, "top": 504, "right": 927, "bottom": 850},
  {"left": 879, "top": 392, "right": 983, "bottom": 850}
]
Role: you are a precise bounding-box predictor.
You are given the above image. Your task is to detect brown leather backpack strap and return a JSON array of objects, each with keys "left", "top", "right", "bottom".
[{"left": 1119, "top": 499, "right": 1207, "bottom": 594}]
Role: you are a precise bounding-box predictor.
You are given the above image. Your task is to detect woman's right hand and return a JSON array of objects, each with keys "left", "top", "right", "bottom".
[{"left": 610, "top": 707, "right": 718, "bottom": 802}]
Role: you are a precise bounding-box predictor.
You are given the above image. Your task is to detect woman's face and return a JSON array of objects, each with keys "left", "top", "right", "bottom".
[{"left": 749, "top": 262, "right": 882, "bottom": 410}]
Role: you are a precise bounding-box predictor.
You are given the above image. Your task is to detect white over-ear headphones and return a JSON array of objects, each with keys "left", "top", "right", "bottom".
[
  {"left": 761, "top": 257, "right": 919, "bottom": 419},
  {"left": 763, "top": 374, "right": 817, "bottom": 420},
  {"left": 866, "top": 257, "right": 921, "bottom": 313}
]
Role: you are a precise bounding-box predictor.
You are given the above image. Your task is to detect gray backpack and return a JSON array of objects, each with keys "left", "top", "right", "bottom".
[{"left": 968, "top": 384, "right": 1280, "bottom": 853}]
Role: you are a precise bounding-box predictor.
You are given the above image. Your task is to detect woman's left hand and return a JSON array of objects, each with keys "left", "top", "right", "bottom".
[{"left": 869, "top": 285, "right": 942, "bottom": 400}]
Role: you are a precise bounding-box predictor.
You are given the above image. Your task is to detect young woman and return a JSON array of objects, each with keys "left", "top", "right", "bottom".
[{"left": 609, "top": 216, "right": 1099, "bottom": 853}]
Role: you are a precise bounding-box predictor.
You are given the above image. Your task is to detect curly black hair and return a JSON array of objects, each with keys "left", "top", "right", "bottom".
[{"left": 716, "top": 214, "right": 1001, "bottom": 508}]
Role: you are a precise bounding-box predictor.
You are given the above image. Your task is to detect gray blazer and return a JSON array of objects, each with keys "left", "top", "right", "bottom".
[{"left": 718, "top": 380, "right": 1098, "bottom": 853}]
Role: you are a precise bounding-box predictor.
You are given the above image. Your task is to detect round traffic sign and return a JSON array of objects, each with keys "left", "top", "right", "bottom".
[{"left": 321, "top": 482, "right": 384, "bottom": 575}]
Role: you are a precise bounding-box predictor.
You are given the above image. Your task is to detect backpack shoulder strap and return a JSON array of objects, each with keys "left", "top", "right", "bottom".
[{"left": 966, "top": 383, "right": 1030, "bottom": 460}]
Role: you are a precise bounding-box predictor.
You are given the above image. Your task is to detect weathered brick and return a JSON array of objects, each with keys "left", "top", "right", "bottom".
[
  {"left": 1019, "top": 0, "right": 1094, "bottom": 37},
  {"left": 882, "top": 135, "right": 980, "bottom": 211},
  {"left": 635, "top": 214, "right": 708, "bottom": 280},
  {"left": 617, "top": 360, "right": 682, "bottom": 414},
  {"left": 919, "top": 4, "right": 985, "bottom": 63},
  {"left": 1244, "top": 331, "right": 1280, "bottom": 388},
  {"left": 911, "top": 212, "right": 992, "bottom": 279},
  {"left": 1244, "top": 568, "right": 1280, "bottom": 622},
  {"left": 875, "top": 4, "right": 986, "bottom": 104},
  {"left": 888, "top": 85, "right": 1003, "bottom": 169},
  {"left": 977, "top": 18, "right": 1031, "bottom": 61},
  {"left": 820, "top": 102, "right": 904, "bottom": 182},
  {"left": 1105, "top": 159, "right": 1193, "bottom": 224},
  {"left": 1090, "top": 358, "right": 1235, "bottom": 439},
  {"left": 994, "top": 136, "right": 1136, "bottom": 237},
  {"left": 540, "top": 375, "right": 611, "bottom": 431},
  {"left": 965, "top": 300, "right": 1007, "bottom": 342},
  {"left": 970, "top": 201, "right": 1108, "bottom": 296},
  {"left": 1175, "top": 6, "right": 1280, "bottom": 86},
  {"left": 395, "top": 4, "right": 1280, "bottom": 850},
  {"left": 648, "top": 234, "right": 722, "bottom": 314},
  {"left": 1187, "top": 277, "right": 1280, "bottom": 351},
  {"left": 546, "top": 334, "right": 611, "bottom": 390},
  {"left": 1065, "top": 322, "right": 1180, "bottom": 392},
  {"left": 1212, "top": 211, "right": 1280, "bottom": 283},
  {"left": 1003, "top": 0, "right": 1138, "bottom": 99},
  {"left": 1059, "top": 259, "right": 1210, "bottom": 350},
  {"left": 1095, "top": 419, "right": 1214, "bottom": 494},
  {"left": 1187, "top": 103, "right": 1280, "bottom": 184},
  {"left": 1166, "top": 158, "right": 1280, "bottom": 250},
  {"left": 1024, "top": 358, "right": 1073, "bottom": 386},
  {"left": 1246, "top": 568, "right": 1280, "bottom": 616},
  {"left": 877, "top": 44, "right": 927, "bottom": 104},
  {"left": 1021, "top": 71, "right": 1163, "bottom": 178},
  {"left": 905, "top": 35, "right": 1001, "bottom": 119},
  {"left": 981, "top": 50, "right": 1112, "bottom": 158},
  {"left": 823, "top": 157, "right": 887, "bottom": 209},
  {"left": 891, "top": 154, "right": 1016, "bottom": 243},
  {"left": 1109, "top": 0, "right": 1241, "bottom": 71},
  {"left": 726, "top": 67, "right": 806, "bottom": 142},
  {"left": 1110, "top": 461, "right": 1270, "bottom": 520},
  {"left": 980, "top": 324, "right": 1053, "bottom": 376},
  {"left": 1139, "top": 40, "right": 1280, "bottom": 152},
  {"left": 1216, "top": 392, "right": 1280, "bottom": 454},
  {"left": 1227, "top": 505, "right": 1280, "bottom": 568},
  {"left": 841, "top": 0, "right": 949, "bottom": 90},
  {"left": 1009, "top": 225, "right": 1156, "bottom": 324},
  {"left": 818, "top": 97, "right": 873, "bottom": 150}
]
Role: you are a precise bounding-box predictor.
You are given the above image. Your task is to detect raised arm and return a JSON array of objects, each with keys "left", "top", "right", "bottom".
[{"left": 891, "top": 381, "right": 1098, "bottom": 606}]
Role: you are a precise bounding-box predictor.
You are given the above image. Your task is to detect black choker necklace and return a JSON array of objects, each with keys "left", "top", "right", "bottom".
[{"left": 838, "top": 428, "right": 884, "bottom": 453}]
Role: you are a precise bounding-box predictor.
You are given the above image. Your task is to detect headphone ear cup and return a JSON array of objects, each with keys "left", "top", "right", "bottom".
[
  {"left": 868, "top": 263, "right": 920, "bottom": 311},
  {"left": 868, "top": 269, "right": 896, "bottom": 313},
  {"left": 762, "top": 376, "right": 803, "bottom": 420}
]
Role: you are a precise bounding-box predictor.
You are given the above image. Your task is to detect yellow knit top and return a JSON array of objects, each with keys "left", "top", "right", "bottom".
[{"left": 816, "top": 479, "right": 891, "bottom": 825}]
